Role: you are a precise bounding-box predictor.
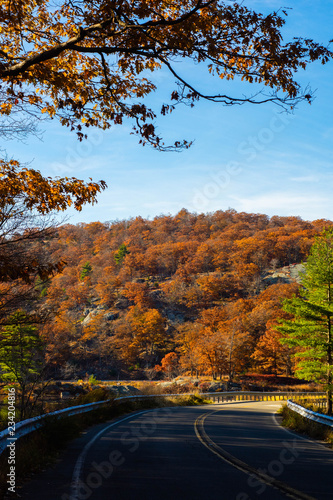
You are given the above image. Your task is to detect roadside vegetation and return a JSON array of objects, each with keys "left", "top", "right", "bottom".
[{"left": 279, "top": 404, "right": 333, "bottom": 448}]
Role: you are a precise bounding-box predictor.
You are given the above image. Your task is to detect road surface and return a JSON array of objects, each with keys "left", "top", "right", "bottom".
[{"left": 19, "top": 401, "right": 333, "bottom": 500}]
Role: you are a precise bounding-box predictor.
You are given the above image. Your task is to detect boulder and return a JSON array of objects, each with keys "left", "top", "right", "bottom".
[
  {"left": 106, "top": 385, "right": 141, "bottom": 396},
  {"left": 104, "top": 312, "right": 119, "bottom": 321},
  {"left": 81, "top": 311, "right": 96, "bottom": 325},
  {"left": 150, "top": 289, "right": 163, "bottom": 300},
  {"left": 208, "top": 382, "right": 225, "bottom": 392},
  {"left": 114, "top": 297, "right": 130, "bottom": 309},
  {"left": 164, "top": 310, "right": 185, "bottom": 323}
]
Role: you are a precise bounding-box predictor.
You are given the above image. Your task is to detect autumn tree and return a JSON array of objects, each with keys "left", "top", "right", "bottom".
[
  {"left": 278, "top": 230, "right": 333, "bottom": 415},
  {"left": 0, "top": 161, "right": 106, "bottom": 284},
  {"left": 176, "top": 323, "right": 203, "bottom": 376},
  {"left": 113, "top": 307, "right": 166, "bottom": 369},
  {"left": 0, "top": 1, "right": 332, "bottom": 151},
  {"left": 249, "top": 284, "right": 300, "bottom": 375},
  {"left": 251, "top": 321, "right": 295, "bottom": 376},
  {"left": 196, "top": 327, "right": 228, "bottom": 379},
  {"left": 155, "top": 352, "right": 179, "bottom": 379},
  {"left": 78, "top": 312, "right": 119, "bottom": 377},
  {"left": 43, "top": 310, "right": 77, "bottom": 373},
  {"left": 122, "top": 282, "right": 152, "bottom": 309}
]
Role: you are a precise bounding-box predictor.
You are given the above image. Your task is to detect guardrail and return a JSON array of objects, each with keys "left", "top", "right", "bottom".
[
  {"left": 206, "top": 391, "right": 325, "bottom": 403},
  {"left": 0, "top": 393, "right": 198, "bottom": 456},
  {"left": 0, "top": 391, "right": 326, "bottom": 456},
  {"left": 0, "top": 399, "right": 112, "bottom": 456},
  {"left": 287, "top": 399, "right": 333, "bottom": 428}
]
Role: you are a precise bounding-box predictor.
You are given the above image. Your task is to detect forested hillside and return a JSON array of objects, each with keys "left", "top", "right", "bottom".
[{"left": 5, "top": 209, "right": 333, "bottom": 381}]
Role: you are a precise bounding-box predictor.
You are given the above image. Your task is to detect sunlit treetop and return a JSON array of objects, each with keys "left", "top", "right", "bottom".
[
  {"left": 0, "top": 159, "right": 107, "bottom": 214},
  {"left": 0, "top": 0, "right": 332, "bottom": 150}
]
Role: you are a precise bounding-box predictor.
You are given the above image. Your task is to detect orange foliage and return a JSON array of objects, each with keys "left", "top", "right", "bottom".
[{"left": 23, "top": 209, "right": 324, "bottom": 378}]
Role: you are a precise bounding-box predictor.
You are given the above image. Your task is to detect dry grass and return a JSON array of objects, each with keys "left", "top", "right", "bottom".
[{"left": 279, "top": 404, "right": 333, "bottom": 447}]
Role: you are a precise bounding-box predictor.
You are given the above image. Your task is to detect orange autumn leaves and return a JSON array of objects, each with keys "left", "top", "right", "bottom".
[
  {"left": 36, "top": 211, "right": 325, "bottom": 378},
  {"left": 0, "top": 160, "right": 106, "bottom": 214},
  {"left": 0, "top": 160, "right": 106, "bottom": 285},
  {"left": 0, "top": 1, "right": 332, "bottom": 148}
]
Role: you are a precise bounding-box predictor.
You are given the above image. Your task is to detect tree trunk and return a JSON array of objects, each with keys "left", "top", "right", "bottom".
[{"left": 327, "top": 386, "right": 332, "bottom": 416}]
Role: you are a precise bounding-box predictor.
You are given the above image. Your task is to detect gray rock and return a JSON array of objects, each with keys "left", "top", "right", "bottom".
[
  {"left": 150, "top": 289, "right": 163, "bottom": 299},
  {"left": 114, "top": 297, "right": 130, "bottom": 309},
  {"left": 81, "top": 311, "right": 97, "bottom": 325},
  {"left": 104, "top": 312, "right": 119, "bottom": 321},
  {"left": 209, "top": 382, "right": 225, "bottom": 392},
  {"left": 60, "top": 383, "right": 75, "bottom": 392},
  {"left": 59, "top": 383, "right": 87, "bottom": 394},
  {"left": 106, "top": 385, "right": 141, "bottom": 396},
  {"left": 164, "top": 310, "right": 185, "bottom": 323}
]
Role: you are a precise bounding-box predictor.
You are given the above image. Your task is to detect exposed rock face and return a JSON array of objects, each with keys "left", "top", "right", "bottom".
[
  {"left": 263, "top": 263, "right": 305, "bottom": 286},
  {"left": 104, "top": 312, "right": 119, "bottom": 321},
  {"left": 114, "top": 297, "right": 130, "bottom": 309},
  {"left": 81, "top": 310, "right": 98, "bottom": 325},
  {"left": 81, "top": 304, "right": 106, "bottom": 324},
  {"left": 149, "top": 289, "right": 163, "bottom": 300},
  {"left": 164, "top": 310, "right": 185, "bottom": 323}
]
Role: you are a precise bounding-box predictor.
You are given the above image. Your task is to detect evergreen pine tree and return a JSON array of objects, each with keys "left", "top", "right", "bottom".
[
  {"left": 0, "top": 311, "right": 44, "bottom": 419},
  {"left": 114, "top": 244, "right": 130, "bottom": 266},
  {"left": 278, "top": 229, "right": 333, "bottom": 414}
]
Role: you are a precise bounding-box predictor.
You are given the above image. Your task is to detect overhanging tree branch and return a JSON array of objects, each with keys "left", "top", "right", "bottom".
[{"left": 0, "top": 1, "right": 331, "bottom": 149}]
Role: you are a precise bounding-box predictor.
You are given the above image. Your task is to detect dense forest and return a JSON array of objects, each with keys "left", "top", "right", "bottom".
[{"left": 2, "top": 209, "right": 333, "bottom": 382}]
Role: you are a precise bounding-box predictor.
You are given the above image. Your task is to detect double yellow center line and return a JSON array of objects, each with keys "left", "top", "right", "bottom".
[{"left": 194, "top": 409, "right": 315, "bottom": 500}]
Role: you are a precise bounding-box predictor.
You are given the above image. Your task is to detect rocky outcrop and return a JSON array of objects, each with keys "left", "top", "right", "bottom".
[
  {"left": 114, "top": 296, "right": 131, "bottom": 309},
  {"left": 263, "top": 263, "right": 305, "bottom": 286}
]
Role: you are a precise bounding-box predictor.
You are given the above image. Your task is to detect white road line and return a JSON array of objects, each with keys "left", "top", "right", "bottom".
[{"left": 70, "top": 410, "right": 152, "bottom": 500}]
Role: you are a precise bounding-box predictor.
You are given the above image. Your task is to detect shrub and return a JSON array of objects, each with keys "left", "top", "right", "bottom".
[
  {"left": 88, "top": 374, "right": 99, "bottom": 386},
  {"left": 72, "top": 387, "right": 112, "bottom": 405}
]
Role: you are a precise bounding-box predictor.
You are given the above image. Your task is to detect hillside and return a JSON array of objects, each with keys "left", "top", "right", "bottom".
[{"left": 22, "top": 208, "right": 329, "bottom": 381}]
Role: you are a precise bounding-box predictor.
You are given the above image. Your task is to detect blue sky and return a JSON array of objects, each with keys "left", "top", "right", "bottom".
[{"left": 7, "top": 0, "right": 333, "bottom": 225}]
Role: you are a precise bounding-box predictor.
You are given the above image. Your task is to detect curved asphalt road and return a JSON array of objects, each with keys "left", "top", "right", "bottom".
[{"left": 19, "top": 401, "right": 333, "bottom": 500}]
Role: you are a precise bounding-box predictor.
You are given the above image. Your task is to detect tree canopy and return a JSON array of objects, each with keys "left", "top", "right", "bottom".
[
  {"left": 0, "top": 0, "right": 332, "bottom": 150},
  {"left": 0, "top": 159, "right": 107, "bottom": 284},
  {"left": 278, "top": 229, "right": 333, "bottom": 414},
  {"left": 30, "top": 210, "right": 322, "bottom": 380}
]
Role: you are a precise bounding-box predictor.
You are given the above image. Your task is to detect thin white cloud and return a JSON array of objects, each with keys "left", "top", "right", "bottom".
[
  {"left": 228, "top": 192, "right": 331, "bottom": 220},
  {"left": 290, "top": 175, "right": 320, "bottom": 183}
]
